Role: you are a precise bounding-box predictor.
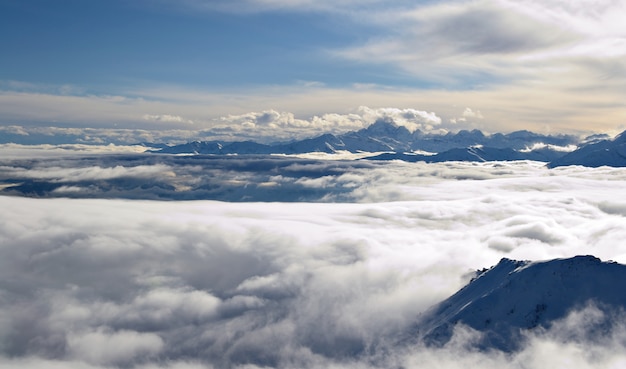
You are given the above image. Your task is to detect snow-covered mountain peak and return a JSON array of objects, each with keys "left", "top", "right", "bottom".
[{"left": 413, "top": 255, "right": 626, "bottom": 351}]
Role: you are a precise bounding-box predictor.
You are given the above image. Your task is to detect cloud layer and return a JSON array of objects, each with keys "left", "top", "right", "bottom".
[
  {"left": 1, "top": 157, "right": 626, "bottom": 368},
  {"left": 2, "top": 153, "right": 626, "bottom": 202}
]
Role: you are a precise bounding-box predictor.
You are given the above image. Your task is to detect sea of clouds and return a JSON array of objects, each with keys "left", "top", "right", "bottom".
[{"left": 1, "top": 150, "right": 626, "bottom": 368}]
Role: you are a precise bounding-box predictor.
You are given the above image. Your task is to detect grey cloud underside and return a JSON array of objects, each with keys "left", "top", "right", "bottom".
[{"left": 417, "top": 6, "right": 569, "bottom": 56}]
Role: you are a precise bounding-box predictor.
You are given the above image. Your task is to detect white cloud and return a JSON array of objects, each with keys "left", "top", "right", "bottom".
[
  {"left": 219, "top": 110, "right": 300, "bottom": 130},
  {"left": 0, "top": 125, "right": 29, "bottom": 135},
  {"left": 519, "top": 142, "right": 577, "bottom": 153},
  {"left": 211, "top": 106, "right": 443, "bottom": 139},
  {"left": 0, "top": 143, "right": 152, "bottom": 159},
  {"left": 462, "top": 107, "right": 483, "bottom": 119},
  {"left": 143, "top": 114, "right": 193, "bottom": 124},
  {"left": 357, "top": 106, "right": 442, "bottom": 132},
  {"left": 67, "top": 329, "right": 164, "bottom": 365},
  {"left": 451, "top": 107, "right": 484, "bottom": 124},
  {"left": 210, "top": 109, "right": 364, "bottom": 141},
  {"left": 1, "top": 163, "right": 175, "bottom": 183},
  {"left": 1, "top": 160, "right": 626, "bottom": 367}
]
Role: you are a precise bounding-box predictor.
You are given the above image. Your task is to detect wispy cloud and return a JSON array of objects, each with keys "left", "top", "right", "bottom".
[
  {"left": 337, "top": 0, "right": 626, "bottom": 77},
  {"left": 142, "top": 114, "right": 193, "bottom": 124}
]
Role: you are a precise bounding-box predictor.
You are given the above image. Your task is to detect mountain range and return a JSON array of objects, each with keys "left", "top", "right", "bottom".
[
  {"left": 410, "top": 255, "right": 626, "bottom": 352},
  {"left": 156, "top": 120, "right": 578, "bottom": 156},
  {"left": 154, "top": 120, "right": 626, "bottom": 167}
]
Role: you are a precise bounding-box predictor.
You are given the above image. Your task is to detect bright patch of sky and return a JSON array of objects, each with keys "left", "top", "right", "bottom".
[{"left": 0, "top": 0, "right": 625, "bottom": 137}]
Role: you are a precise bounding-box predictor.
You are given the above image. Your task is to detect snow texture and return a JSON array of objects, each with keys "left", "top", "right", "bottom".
[{"left": 415, "top": 256, "right": 626, "bottom": 351}]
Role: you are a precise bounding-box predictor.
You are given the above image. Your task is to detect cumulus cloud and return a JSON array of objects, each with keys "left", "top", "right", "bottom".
[
  {"left": 462, "top": 107, "right": 483, "bottom": 119},
  {"left": 1, "top": 158, "right": 626, "bottom": 368},
  {"left": 451, "top": 107, "right": 484, "bottom": 124},
  {"left": 210, "top": 106, "right": 443, "bottom": 139},
  {"left": 218, "top": 110, "right": 302, "bottom": 130},
  {"left": 356, "top": 106, "right": 442, "bottom": 132},
  {"left": 215, "top": 109, "right": 361, "bottom": 139}
]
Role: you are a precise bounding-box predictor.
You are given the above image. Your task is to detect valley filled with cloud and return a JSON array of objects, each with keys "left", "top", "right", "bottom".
[{"left": 1, "top": 152, "right": 626, "bottom": 368}]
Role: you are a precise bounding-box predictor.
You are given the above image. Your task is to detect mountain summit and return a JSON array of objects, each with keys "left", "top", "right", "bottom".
[{"left": 412, "top": 256, "right": 626, "bottom": 351}]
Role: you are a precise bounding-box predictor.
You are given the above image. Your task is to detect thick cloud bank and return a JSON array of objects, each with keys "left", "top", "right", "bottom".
[
  {"left": 1, "top": 158, "right": 626, "bottom": 368},
  {"left": 2, "top": 153, "right": 626, "bottom": 202}
]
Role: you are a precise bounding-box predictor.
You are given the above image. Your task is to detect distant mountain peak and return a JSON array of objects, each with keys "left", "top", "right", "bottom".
[{"left": 548, "top": 129, "right": 626, "bottom": 168}]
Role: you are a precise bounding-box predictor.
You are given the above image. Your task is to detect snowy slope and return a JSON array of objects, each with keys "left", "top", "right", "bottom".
[{"left": 414, "top": 256, "right": 626, "bottom": 351}]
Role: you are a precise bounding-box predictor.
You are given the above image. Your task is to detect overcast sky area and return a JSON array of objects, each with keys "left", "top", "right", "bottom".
[
  {"left": 2, "top": 159, "right": 626, "bottom": 368},
  {"left": 1, "top": 0, "right": 625, "bottom": 142}
]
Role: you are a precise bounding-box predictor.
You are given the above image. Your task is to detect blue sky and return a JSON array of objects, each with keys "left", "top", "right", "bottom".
[
  {"left": 1, "top": 0, "right": 390, "bottom": 89},
  {"left": 1, "top": 0, "right": 625, "bottom": 141}
]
